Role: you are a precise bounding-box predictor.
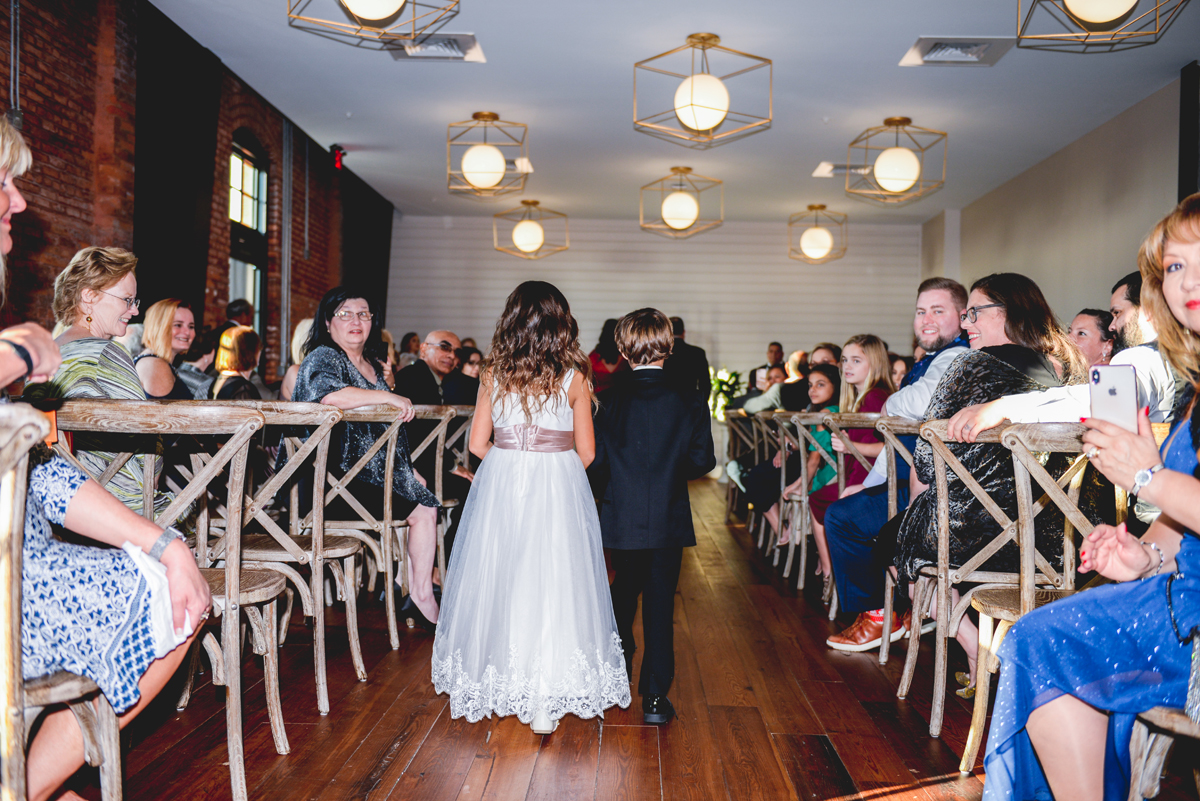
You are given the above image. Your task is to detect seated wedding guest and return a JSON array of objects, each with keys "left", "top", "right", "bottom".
[
  {"left": 810, "top": 342, "right": 842, "bottom": 367},
  {"left": 742, "top": 350, "right": 810, "bottom": 415},
  {"left": 378, "top": 329, "right": 399, "bottom": 390},
  {"left": 278, "top": 317, "right": 313, "bottom": 402},
  {"left": 212, "top": 297, "right": 253, "bottom": 342},
  {"left": 26, "top": 246, "right": 177, "bottom": 515},
  {"left": 982, "top": 193, "right": 1200, "bottom": 801},
  {"left": 808, "top": 335, "right": 894, "bottom": 580},
  {"left": 134, "top": 298, "right": 197, "bottom": 400},
  {"left": 113, "top": 321, "right": 143, "bottom": 359},
  {"left": 460, "top": 337, "right": 477, "bottom": 349},
  {"left": 444, "top": 345, "right": 481, "bottom": 405},
  {"left": 738, "top": 363, "right": 842, "bottom": 544},
  {"left": 1067, "top": 308, "right": 1115, "bottom": 367},
  {"left": 747, "top": 341, "right": 785, "bottom": 393},
  {"left": 889, "top": 352, "right": 912, "bottom": 387},
  {"left": 819, "top": 279, "right": 969, "bottom": 651},
  {"left": 177, "top": 331, "right": 217, "bottom": 400},
  {"left": 837, "top": 275, "right": 1092, "bottom": 689},
  {"left": 663, "top": 316, "right": 711, "bottom": 402},
  {"left": 210, "top": 325, "right": 262, "bottom": 400},
  {"left": 292, "top": 287, "right": 440, "bottom": 629},
  {"left": 0, "top": 118, "right": 209, "bottom": 801},
  {"left": 589, "top": 318, "right": 628, "bottom": 395},
  {"left": 397, "top": 330, "right": 421, "bottom": 369}
]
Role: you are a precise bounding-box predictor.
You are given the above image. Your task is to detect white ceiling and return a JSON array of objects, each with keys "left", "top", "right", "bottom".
[{"left": 151, "top": 0, "right": 1200, "bottom": 225}]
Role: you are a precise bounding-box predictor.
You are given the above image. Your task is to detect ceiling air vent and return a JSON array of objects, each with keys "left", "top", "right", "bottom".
[
  {"left": 899, "top": 37, "right": 1015, "bottom": 67},
  {"left": 389, "top": 33, "right": 485, "bottom": 62}
]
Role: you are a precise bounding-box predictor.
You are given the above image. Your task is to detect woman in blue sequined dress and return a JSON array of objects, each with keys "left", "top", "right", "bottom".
[{"left": 983, "top": 195, "right": 1200, "bottom": 800}]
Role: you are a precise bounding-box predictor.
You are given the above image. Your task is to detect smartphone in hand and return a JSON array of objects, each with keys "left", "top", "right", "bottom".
[{"left": 1089, "top": 365, "right": 1138, "bottom": 433}]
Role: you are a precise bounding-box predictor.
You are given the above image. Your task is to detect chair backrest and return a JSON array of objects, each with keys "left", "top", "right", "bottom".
[
  {"left": 876, "top": 416, "right": 921, "bottom": 517},
  {"left": 444, "top": 405, "right": 477, "bottom": 471},
  {"left": 0, "top": 404, "right": 51, "bottom": 800},
  {"left": 822, "top": 412, "right": 881, "bottom": 494},
  {"left": 724, "top": 409, "right": 755, "bottom": 464},
  {"left": 309, "top": 405, "right": 457, "bottom": 534},
  {"left": 770, "top": 411, "right": 836, "bottom": 501}
]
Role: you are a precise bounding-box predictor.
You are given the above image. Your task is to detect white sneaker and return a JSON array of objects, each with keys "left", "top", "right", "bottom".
[{"left": 725, "top": 460, "right": 747, "bottom": 492}]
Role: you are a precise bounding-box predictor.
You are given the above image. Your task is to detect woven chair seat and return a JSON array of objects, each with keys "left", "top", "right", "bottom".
[
  {"left": 202, "top": 568, "right": 288, "bottom": 606},
  {"left": 241, "top": 533, "right": 362, "bottom": 561},
  {"left": 970, "top": 586, "right": 1075, "bottom": 624}
]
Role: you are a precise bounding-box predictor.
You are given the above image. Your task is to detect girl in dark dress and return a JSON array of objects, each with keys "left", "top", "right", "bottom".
[
  {"left": 133, "top": 298, "right": 198, "bottom": 400},
  {"left": 983, "top": 196, "right": 1200, "bottom": 800},
  {"left": 210, "top": 325, "right": 262, "bottom": 400}
]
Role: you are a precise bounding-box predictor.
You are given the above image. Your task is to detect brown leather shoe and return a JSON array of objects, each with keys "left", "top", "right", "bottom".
[{"left": 827, "top": 612, "right": 905, "bottom": 652}]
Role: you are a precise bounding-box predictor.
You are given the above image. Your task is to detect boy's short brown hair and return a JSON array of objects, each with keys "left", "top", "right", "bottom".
[{"left": 615, "top": 308, "right": 674, "bottom": 366}]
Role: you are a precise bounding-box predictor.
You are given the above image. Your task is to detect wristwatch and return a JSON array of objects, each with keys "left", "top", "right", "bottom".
[{"left": 1131, "top": 462, "right": 1165, "bottom": 496}]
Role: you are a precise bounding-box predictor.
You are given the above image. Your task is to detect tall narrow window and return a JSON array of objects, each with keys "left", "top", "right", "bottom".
[
  {"left": 228, "top": 132, "right": 269, "bottom": 336},
  {"left": 229, "top": 146, "right": 267, "bottom": 233}
]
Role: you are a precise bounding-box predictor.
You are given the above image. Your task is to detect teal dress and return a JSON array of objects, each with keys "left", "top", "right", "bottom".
[{"left": 983, "top": 414, "right": 1200, "bottom": 800}]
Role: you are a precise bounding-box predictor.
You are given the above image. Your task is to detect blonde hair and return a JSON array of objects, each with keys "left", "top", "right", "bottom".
[
  {"left": 1140, "top": 193, "right": 1200, "bottom": 383},
  {"left": 53, "top": 246, "right": 138, "bottom": 325},
  {"left": 838, "top": 333, "right": 895, "bottom": 412},
  {"left": 0, "top": 116, "right": 32, "bottom": 304},
  {"left": 380, "top": 328, "right": 397, "bottom": 365},
  {"left": 615, "top": 308, "right": 673, "bottom": 366},
  {"left": 142, "top": 298, "right": 189, "bottom": 360},
  {"left": 290, "top": 317, "right": 313, "bottom": 365},
  {"left": 216, "top": 325, "right": 261, "bottom": 373}
]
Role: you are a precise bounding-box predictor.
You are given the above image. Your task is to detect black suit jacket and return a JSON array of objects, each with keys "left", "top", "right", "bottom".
[
  {"left": 663, "top": 337, "right": 711, "bottom": 403},
  {"left": 394, "top": 361, "right": 445, "bottom": 483},
  {"left": 590, "top": 369, "right": 717, "bottom": 550}
]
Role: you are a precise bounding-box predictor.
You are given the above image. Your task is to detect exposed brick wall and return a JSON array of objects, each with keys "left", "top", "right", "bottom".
[
  {"left": 0, "top": 0, "right": 348, "bottom": 382},
  {"left": 0, "top": 0, "right": 136, "bottom": 329}
]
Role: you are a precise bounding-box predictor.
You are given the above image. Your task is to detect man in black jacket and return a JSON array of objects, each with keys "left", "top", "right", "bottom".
[
  {"left": 662, "top": 316, "right": 710, "bottom": 403},
  {"left": 590, "top": 308, "right": 716, "bottom": 725}
]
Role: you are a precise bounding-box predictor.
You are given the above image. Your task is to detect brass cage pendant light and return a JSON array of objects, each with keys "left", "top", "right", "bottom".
[
  {"left": 1016, "top": 0, "right": 1190, "bottom": 52},
  {"left": 286, "top": 0, "right": 459, "bottom": 48},
  {"left": 634, "top": 33, "right": 772, "bottom": 150},
  {"left": 494, "top": 200, "right": 568, "bottom": 260},
  {"left": 845, "top": 117, "right": 947, "bottom": 206},
  {"left": 639, "top": 166, "right": 723, "bottom": 239},
  {"left": 447, "top": 112, "right": 532, "bottom": 199},
  {"left": 788, "top": 205, "right": 847, "bottom": 264}
]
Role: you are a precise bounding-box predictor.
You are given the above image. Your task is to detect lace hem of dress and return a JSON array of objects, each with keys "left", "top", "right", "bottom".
[{"left": 431, "top": 632, "right": 632, "bottom": 724}]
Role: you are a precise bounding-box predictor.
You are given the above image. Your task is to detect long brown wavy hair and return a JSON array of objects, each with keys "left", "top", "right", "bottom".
[
  {"left": 484, "top": 281, "right": 593, "bottom": 420},
  {"left": 1140, "top": 193, "right": 1200, "bottom": 384},
  {"left": 971, "top": 272, "right": 1087, "bottom": 385}
]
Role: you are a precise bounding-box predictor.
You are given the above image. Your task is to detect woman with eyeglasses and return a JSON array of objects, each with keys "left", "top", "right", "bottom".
[
  {"left": 880, "top": 273, "right": 1095, "bottom": 691},
  {"left": 26, "top": 246, "right": 175, "bottom": 515},
  {"left": 291, "top": 286, "right": 441, "bottom": 630}
]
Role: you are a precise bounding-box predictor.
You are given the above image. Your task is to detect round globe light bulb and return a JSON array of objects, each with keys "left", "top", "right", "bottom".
[
  {"left": 341, "top": 0, "right": 406, "bottom": 22},
  {"left": 874, "top": 146, "right": 921, "bottom": 193},
  {"left": 461, "top": 144, "right": 506, "bottom": 189},
  {"left": 799, "top": 226, "right": 834, "bottom": 260},
  {"left": 1063, "top": 0, "right": 1138, "bottom": 23},
  {"left": 661, "top": 191, "right": 700, "bottom": 230},
  {"left": 512, "top": 219, "right": 545, "bottom": 253},
  {"left": 673, "top": 73, "right": 730, "bottom": 132}
]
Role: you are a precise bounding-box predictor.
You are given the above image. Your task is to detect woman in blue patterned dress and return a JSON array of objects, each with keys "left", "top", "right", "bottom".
[
  {"left": 982, "top": 194, "right": 1200, "bottom": 800},
  {"left": 0, "top": 117, "right": 210, "bottom": 801}
]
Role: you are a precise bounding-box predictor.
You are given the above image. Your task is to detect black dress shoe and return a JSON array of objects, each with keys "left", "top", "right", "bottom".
[{"left": 642, "top": 694, "right": 675, "bottom": 725}]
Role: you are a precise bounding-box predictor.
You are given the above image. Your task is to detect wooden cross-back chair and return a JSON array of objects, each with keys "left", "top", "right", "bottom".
[
  {"left": 51, "top": 400, "right": 279, "bottom": 801},
  {"left": 438, "top": 404, "right": 477, "bottom": 583},
  {"left": 301, "top": 405, "right": 456, "bottom": 650},
  {"left": 723, "top": 409, "right": 756, "bottom": 524},
  {"left": 197, "top": 401, "right": 365, "bottom": 717},
  {"left": 876, "top": 416, "right": 922, "bottom": 667},
  {"left": 820, "top": 412, "right": 882, "bottom": 618},
  {"left": 749, "top": 411, "right": 787, "bottom": 550},
  {"left": 762, "top": 411, "right": 837, "bottom": 590},
  {"left": 0, "top": 404, "right": 124, "bottom": 801},
  {"left": 899, "top": 419, "right": 1087, "bottom": 739}
]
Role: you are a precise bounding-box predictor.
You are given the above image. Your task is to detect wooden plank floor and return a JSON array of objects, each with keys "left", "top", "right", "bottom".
[{"left": 66, "top": 479, "right": 1199, "bottom": 800}]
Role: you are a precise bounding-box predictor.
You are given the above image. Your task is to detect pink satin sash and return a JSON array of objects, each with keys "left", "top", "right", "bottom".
[{"left": 493, "top": 424, "right": 575, "bottom": 453}]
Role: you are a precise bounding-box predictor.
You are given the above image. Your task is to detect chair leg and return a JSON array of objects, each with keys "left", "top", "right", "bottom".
[
  {"left": 95, "top": 694, "right": 122, "bottom": 801},
  {"left": 437, "top": 516, "right": 448, "bottom": 594},
  {"left": 898, "top": 577, "right": 929, "bottom": 699},
  {"left": 344, "top": 554, "right": 367, "bottom": 681},
  {"left": 174, "top": 635, "right": 203, "bottom": 711},
  {"left": 880, "top": 571, "right": 895, "bottom": 666},
  {"left": 930, "top": 574, "right": 951, "bottom": 738},
  {"left": 827, "top": 585, "right": 839, "bottom": 621},
  {"left": 383, "top": 525, "right": 400, "bottom": 650},
  {"left": 796, "top": 512, "right": 809, "bottom": 591},
  {"left": 278, "top": 587, "right": 295, "bottom": 646},
  {"left": 258, "top": 598, "right": 289, "bottom": 755},
  {"left": 959, "top": 613, "right": 1002, "bottom": 775},
  {"left": 223, "top": 602, "right": 247, "bottom": 801},
  {"left": 312, "top": 556, "right": 329, "bottom": 716}
]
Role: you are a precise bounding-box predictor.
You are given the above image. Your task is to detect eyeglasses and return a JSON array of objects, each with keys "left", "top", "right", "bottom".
[
  {"left": 428, "top": 341, "right": 455, "bottom": 353},
  {"left": 960, "top": 303, "right": 1004, "bottom": 324},
  {"left": 100, "top": 290, "right": 140, "bottom": 310},
  {"left": 333, "top": 310, "right": 373, "bottom": 321}
]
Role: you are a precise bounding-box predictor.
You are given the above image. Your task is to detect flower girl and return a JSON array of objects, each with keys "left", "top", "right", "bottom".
[{"left": 431, "top": 281, "right": 631, "bottom": 733}]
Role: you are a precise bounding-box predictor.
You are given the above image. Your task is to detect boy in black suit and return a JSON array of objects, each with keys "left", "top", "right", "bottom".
[{"left": 590, "top": 308, "right": 716, "bottom": 724}]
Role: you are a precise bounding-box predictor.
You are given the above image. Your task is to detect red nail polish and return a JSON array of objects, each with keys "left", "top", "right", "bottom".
[
  {"left": 1080, "top": 417, "right": 1088, "bottom": 422},
  {"left": 1143, "top": 406, "right": 1150, "bottom": 416}
]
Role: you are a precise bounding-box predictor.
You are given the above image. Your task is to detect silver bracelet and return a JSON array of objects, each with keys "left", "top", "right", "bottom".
[
  {"left": 1141, "top": 541, "right": 1165, "bottom": 580},
  {"left": 148, "top": 527, "right": 184, "bottom": 561}
]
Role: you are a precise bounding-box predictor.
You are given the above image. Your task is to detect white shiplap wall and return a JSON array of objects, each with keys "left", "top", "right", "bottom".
[{"left": 386, "top": 214, "right": 922, "bottom": 381}]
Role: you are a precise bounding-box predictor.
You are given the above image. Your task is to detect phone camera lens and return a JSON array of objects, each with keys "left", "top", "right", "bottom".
[{"left": 1092, "top": 370, "right": 1099, "bottom": 383}]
